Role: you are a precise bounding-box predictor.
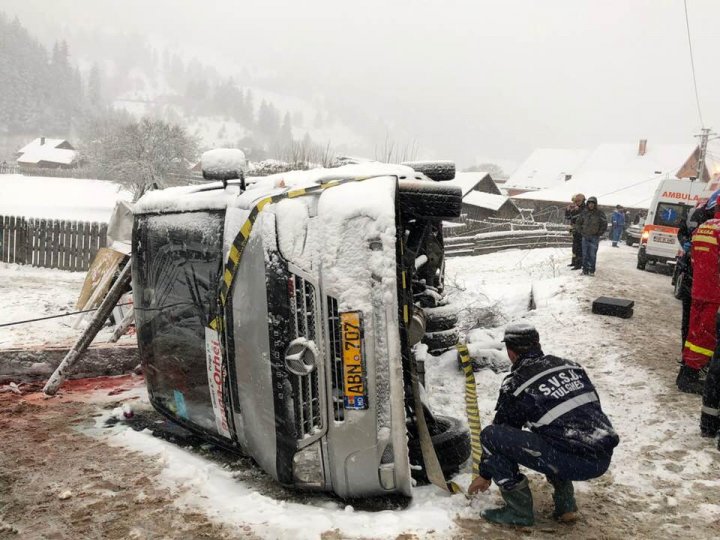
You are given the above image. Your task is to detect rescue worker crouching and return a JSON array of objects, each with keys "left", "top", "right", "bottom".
[{"left": 468, "top": 323, "right": 619, "bottom": 527}]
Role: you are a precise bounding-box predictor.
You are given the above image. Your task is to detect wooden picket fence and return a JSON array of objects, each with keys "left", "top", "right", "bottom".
[{"left": 0, "top": 215, "right": 107, "bottom": 271}]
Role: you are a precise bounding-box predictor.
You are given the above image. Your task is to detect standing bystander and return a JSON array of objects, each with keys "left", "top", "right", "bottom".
[
  {"left": 610, "top": 205, "right": 625, "bottom": 247},
  {"left": 574, "top": 196, "right": 607, "bottom": 276},
  {"left": 564, "top": 194, "right": 586, "bottom": 270}
]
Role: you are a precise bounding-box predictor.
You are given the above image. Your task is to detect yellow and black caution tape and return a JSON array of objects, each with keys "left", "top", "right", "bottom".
[
  {"left": 457, "top": 344, "right": 483, "bottom": 480},
  {"left": 208, "top": 175, "right": 384, "bottom": 332}
]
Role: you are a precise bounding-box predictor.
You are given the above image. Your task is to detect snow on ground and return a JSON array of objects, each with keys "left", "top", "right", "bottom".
[
  {"left": 0, "top": 263, "right": 116, "bottom": 348},
  {"left": 5, "top": 242, "right": 719, "bottom": 537},
  {"left": 0, "top": 174, "right": 131, "bottom": 222}
]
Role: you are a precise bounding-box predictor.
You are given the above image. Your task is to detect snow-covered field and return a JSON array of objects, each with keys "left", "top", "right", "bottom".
[
  {"left": 0, "top": 263, "right": 118, "bottom": 348},
  {"left": 2, "top": 244, "right": 719, "bottom": 538}
]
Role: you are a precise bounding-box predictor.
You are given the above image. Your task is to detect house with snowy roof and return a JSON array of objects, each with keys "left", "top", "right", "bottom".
[
  {"left": 504, "top": 148, "right": 590, "bottom": 196},
  {"left": 511, "top": 140, "right": 708, "bottom": 219},
  {"left": 16, "top": 137, "right": 78, "bottom": 169},
  {"left": 442, "top": 171, "right": 520, "bottom": 222}
]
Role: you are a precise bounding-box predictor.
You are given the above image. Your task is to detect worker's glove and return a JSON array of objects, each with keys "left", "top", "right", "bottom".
[{"left": 683, "top": 241, "right": 691, "bottom": 253}]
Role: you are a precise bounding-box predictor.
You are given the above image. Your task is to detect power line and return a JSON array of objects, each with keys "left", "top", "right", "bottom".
[{"left": 684, "top": 0, "right": 705, "bottom": 127}]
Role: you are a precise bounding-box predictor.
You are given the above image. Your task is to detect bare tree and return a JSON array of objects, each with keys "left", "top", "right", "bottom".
[
  {"left": 464, "top": 162, "right": 508, "bottom": 180},
  {"left": 268, "top": 135, "right": 336, "bottom": 170},
  {"left": 80, "top": 116, "right": 198, "bottom": 199},
  {"left": 374, "top": 132, "right": 418, "bottom": 163}
]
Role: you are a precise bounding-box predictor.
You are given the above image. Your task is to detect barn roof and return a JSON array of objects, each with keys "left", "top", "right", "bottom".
[
  {"left": 17, "top": 138, "right": 74, "bottom": 154},
  {"left": 463, "top": 191, "right": 509, "bottom": 211},
  {"left": 17, "top": 147, "right": 77, "bottom": 166}
]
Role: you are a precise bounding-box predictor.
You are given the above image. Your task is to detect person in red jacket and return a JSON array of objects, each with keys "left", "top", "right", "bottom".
[{"left": 680, "top": 208, "right": 720, "bottom": 393}]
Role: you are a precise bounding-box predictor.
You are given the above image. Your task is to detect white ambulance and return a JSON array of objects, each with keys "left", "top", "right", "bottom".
[{"left": 637, "top": 178, "right": 710, "bottom": 270}]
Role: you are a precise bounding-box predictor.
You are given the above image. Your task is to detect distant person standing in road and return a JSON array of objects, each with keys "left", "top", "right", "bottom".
[
  {"left": 564, "top": 194, "right": 586, "bottom": 270},
  {"left": 574, "top": 196, "right": 607, "bottom": 276},
  {"left": 610, "top": 205, "right": 625, "bottom": 247}
]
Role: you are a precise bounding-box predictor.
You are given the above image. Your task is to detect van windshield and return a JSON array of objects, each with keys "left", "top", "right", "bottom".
[
  {"left": 134, "top": 211, "right": 224, "bottom": 434},
  {"left": 654, "top": 203, "right": 690, "bottom": 228}
]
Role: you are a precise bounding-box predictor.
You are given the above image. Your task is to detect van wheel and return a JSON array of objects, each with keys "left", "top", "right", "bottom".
[
  {"left": 637, "top": 254, "right": 647, "bottom": 270},
  {"left": 673, "top": 272, "right": 685, "bottom": 299},
  {"left": 424, "top": 305, "right": 459, "bottom": 332},
  {"left": 398, "top": 180, "right": 462, "bottom": 219},
  {"left": 408, "top": 415, "right": 471, "bottom": 484},
  {"left": 423, "top": 328, "right": 460, "bottom": 355},
  {"left": 401, "top": 160, "right": 456, "bottom": 181},
  {"left": 626, "top": 237, "right": 635, "bottom": 247}
]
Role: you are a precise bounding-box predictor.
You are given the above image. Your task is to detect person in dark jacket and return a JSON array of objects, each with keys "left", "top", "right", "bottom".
[
  {"left": 574, "top": 196, "right": 607, "bottom": 275},
  {"left": 564, "top": 193, "right": 585, "bottom": 269},
  {"left": 469, "top": 323, "right": 619, "bottom": 527}
]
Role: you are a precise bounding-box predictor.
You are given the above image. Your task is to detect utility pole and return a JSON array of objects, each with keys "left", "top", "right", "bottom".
[{"left": 695, "top": 127, "right": 715, "bottom": 182}]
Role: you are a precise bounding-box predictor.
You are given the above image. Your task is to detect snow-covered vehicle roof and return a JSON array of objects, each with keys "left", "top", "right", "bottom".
[{"left": 133, "top": 162, "right": 421, "bottom": 215}]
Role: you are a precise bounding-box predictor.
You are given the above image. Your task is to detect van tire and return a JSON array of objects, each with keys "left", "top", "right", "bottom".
[
  {"left": 423, "top": 328, "right": 460, "bottom": 354},
  {"left": 408, "top": 415, "right": 471, "bottom": 484},
  {"left": 401, "top": 161, "right": 456, "bottom": 181},
  {"left": 425, "top": 306, "right": 459, "bottom": 332},
  {"left": 673, "top": 272, "right": 685, "bottom": 299},
  {"left": 398, "top": 180, "right": 462, "bottom": 219},
  {"left": 637, "top": 252, "right": 647, "bottom": 270},
  {"left": 626, "top": 237, "right": 635, "bottom": 247}
]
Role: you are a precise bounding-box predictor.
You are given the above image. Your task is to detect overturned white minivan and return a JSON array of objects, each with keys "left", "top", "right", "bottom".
[{"left": 131, "top": 160, "right": 470, "bottom": 498}]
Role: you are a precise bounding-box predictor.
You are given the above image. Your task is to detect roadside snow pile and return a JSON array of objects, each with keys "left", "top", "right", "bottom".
[{"left": 0, "top": 175, "right": 130, "bottom": 222}]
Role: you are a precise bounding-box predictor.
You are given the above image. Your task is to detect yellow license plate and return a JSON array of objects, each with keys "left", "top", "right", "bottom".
[{"left": 340, "top": 311, "right": 367, "bottom": 410}]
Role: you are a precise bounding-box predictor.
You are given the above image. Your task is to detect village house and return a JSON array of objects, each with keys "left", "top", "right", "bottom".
[
  {"left": 15, "top": 137, "right": 78, "bottom": 170},
  {"left": 443, "top": 171, "right": 521, "bottom": 227}
]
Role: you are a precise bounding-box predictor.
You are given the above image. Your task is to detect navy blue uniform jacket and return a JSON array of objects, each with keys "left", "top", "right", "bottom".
[{"left": 492, "top": 350, "right": 619, "bottom": 459}]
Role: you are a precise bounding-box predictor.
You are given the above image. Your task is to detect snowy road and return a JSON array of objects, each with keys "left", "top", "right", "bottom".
[{"left": 1, "top": 243, "right": 719, "bottom": 538}]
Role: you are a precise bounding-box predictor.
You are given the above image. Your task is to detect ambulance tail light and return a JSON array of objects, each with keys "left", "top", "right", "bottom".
[{"left": 641, "top": 226, "right": 651, "bottom": 244}]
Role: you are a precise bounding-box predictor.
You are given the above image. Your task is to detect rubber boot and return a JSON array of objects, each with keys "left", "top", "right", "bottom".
[
  {"left": 548, "top": 478, "right": 578, "bottom": 523},
  {"left": 482, "top": 476, "right": 534, "bottom": 527},
  {"left": 676, "top": 364, "right": 704, "bottom": 395},
  {"left": 700, "top": 410, "right": 720, "bottom": 438}
]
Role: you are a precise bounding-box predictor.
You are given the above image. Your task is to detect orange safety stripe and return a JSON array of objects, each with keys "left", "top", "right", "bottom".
[{"left": 694, "top": 246, "right": 710, "bottom": 252}]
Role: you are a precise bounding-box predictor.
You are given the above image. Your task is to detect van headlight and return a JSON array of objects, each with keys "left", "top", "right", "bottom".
[{"left": 293, "top": 441, "right": 324, "bottom": 487}]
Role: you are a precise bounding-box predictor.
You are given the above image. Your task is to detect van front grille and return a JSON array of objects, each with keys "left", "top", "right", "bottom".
[
  {"left": 327, "top": 296, "right": 345, "bottom": 422},
  {"left": 289, "top": 274, "right": 322, "bottom": 438}
]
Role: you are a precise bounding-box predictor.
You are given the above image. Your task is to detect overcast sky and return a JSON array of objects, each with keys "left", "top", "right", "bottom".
[{"left": 2, "top": 0, "right": 720, "bottom": 168}]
